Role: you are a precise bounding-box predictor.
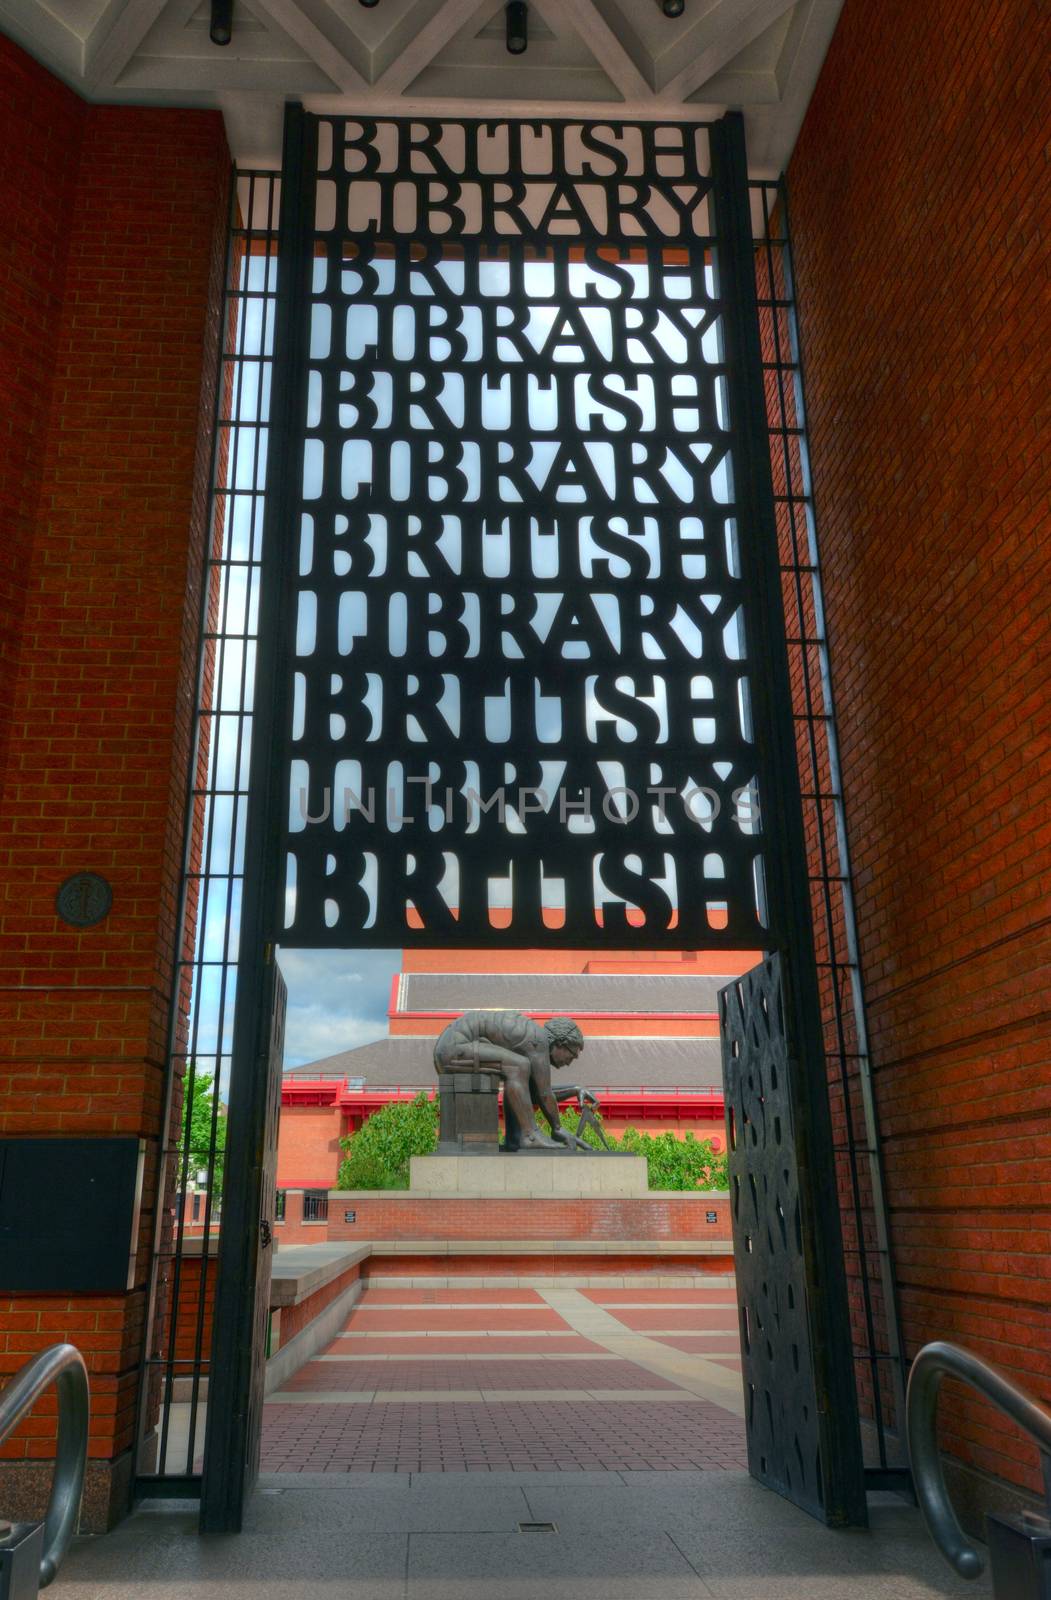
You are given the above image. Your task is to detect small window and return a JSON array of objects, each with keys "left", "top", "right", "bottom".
[
  {"left": 303, "top": 1190, "right": 329, "bottom": 1222},
  {"left": 274, "top": 1190, "right": 286, "bottom": 1223},
  {"left": 191, "top": 1192, "right": 201, "bottom": 1222}
]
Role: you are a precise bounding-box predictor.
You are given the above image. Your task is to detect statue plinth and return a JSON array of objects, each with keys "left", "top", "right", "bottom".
[
  {"left": 410, "top": 1152, "right": 648, "bottom": 1198},
  {"left": 436, "top": 1070, "right": 500, "bottom": 1155}
]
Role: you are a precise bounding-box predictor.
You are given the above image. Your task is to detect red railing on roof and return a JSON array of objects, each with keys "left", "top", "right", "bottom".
[
  {"left": 280, "top": 1077, "right": 724, "bottom": 1122},
  {"left": 389, "top": 1008, "right": 721, "bottom": 1024}
]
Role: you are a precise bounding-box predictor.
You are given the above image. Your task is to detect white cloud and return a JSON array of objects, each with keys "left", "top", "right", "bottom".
[{"left": 276, "top": 946, "right": 401, "bottom": 1067}]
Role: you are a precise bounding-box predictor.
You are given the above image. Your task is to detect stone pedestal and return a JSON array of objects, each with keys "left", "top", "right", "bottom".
[{"left": 410, "top": 1152, "right": 648, "bottom": 1197}]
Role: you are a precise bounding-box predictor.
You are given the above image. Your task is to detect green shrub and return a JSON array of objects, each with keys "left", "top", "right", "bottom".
[
  {"left": 337, "top": 1093, "right": 438, "bottom": 1189},
  {"left": 560, "top": 1109, "right": 728, "bottom": 1190},
  {"left": 618, "top": 1126, "right": 728, "bottom": 1191}
]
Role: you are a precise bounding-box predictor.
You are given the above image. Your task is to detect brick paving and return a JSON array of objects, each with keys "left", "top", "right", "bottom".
[
  {"left": 286, "top": 1360, "right": 680, "bottom": 1392},
  {"left": 658, "top": 1335, "right": 744, "bottom": 1356},
  {"left": 344, "top": 1306, "right": 569, "bottom": 1332},
  {"left": 332, "top": 1335, "right": 599, "bottom": 1355},
  {"left": 358, "top": 1287, "right": 547, "bottom": 1305},
  {"left": 582, "top": 1287, "right": 738, "bottom": 1305},
  {"left": 604, "top": 1307, "right": 740, "bottom": 1331},
  {"left": 262, "top": 1281, "right": 747, "bottom": 1473},
  {"left": 260, "top": 1400, "right": 747, "bottom": 1473}
]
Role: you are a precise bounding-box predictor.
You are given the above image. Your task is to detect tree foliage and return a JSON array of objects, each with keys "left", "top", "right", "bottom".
[
  {"left": 337, "top": 1093, "right": 439, "bottom": 1189},
  {"left": 182, "top": 1070, "right": 227, "bottom": 1192},
  {"left": 335, "top": 1095, "right": 728, "bottom": 1192}
]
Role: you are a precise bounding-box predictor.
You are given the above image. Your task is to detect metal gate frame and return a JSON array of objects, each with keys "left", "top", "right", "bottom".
[
  {"left": 137, "top": 106, "right": 889, "bottom": 1531},
  {"left": 708, "top": 114, "right": 865, "bottom": 1525}
]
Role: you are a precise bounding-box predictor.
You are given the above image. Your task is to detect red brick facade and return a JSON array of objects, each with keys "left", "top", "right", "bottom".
[
  {"left": 788, "top": 0, "right": 1050, "bottom": 1498},
  {"left": 0, "top": 35, "right": 229, "bottom": 1526},
  {"left": 277, "top": 1104, "right": 345, "bottom": 1189}
]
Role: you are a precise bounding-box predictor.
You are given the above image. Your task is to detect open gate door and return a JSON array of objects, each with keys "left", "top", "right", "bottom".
[
  {"left": 200, "top": 953, "right": 286, "bottom": 1532},
  {"left": 720, "top": 954, "right": 865, "bottom": 1525}
]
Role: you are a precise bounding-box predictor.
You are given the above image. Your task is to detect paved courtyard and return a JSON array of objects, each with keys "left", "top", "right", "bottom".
[
  {"left": 260, "top": 1277, "right": 748, "bottom": 1474},
  {"left": 53, "top": 1275, "right": 990, "bottom": 1600}
]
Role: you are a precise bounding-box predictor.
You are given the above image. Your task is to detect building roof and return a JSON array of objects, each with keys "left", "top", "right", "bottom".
[
  {"left": 287, "top": 1032, "right": 723, "bottom": 1090},
  {"left": 400, "top": 971, "right": 726, "bottom": 1014}
]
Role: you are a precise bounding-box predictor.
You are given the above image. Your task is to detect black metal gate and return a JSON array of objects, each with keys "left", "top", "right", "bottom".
[
  {"left": 142, "top": 106, "right": 884, "bottom": 1531},
  {"left": 720, "top": 953, "right": 865, "bottom": 1524},
  {"left": 200, "top": 953, "right": 285, "bottom": 1531}
]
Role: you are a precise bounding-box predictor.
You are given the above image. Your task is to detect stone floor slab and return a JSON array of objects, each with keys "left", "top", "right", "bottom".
[
  {"left": 406, "top": 1526, "right": 715, "bottom": 1600},
  {"left": 53, "top": 1468, "right": 992, "bottom": 1600},
  {"left": 54, "top": 1513, "right": 407, "bottom": 1600},
  {"left": 246, "top": 1480, "right": 535, "bottom": 1533}
]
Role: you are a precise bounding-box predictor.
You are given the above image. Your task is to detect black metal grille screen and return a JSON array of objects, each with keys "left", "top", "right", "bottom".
[
  {"left": 721, "top": 953, "right": 847, "bottom": 1521},
  {"left": 276, "top": 117, "right": 768, "bottom": 948}
]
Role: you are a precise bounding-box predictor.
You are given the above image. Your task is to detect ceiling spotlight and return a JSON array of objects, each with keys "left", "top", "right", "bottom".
[
  {"left": 358, "top": 0, "right": 379, "bottom": 7},
  {"left": 662, "top": 0, "right": 685, "bottom": 15},
  {"left": 209, "top": 0, "right": 233, "bottom": 44},
  {"left": 506, "top": 0, "right": 528, "bottom": 54}
]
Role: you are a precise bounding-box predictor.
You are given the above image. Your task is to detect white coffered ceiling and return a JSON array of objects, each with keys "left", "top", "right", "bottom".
[{"left": 2, "top": 0, "right": 843, "bottom": 173}]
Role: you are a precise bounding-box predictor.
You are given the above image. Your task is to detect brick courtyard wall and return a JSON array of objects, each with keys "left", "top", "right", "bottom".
[
  {"left": 274, "top": 1189, "right": 334, "bottom": 1246},
  {"left": 788, "top": 0, "right": 1051, "bottom": 1501},
  {"left": 327, "top": 1194, "right": 731, "bottom": 1243},
  {"left": 361, "top": 1252, "right": 732, "bottom": 1279},
  {"left": 274, "top": 1262, "right": 364, "bottom": 1351},
  {"left": 0, "top": 36, "right": 229, "bottom": 1529}
]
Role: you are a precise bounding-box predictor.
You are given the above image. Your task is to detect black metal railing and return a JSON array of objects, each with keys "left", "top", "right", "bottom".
[
  {"left": 0, "top": 1344, "right": 89, "bottom": 1589},
  {"left": 907, "top": 1340, "right": 1051, "bottom": 1581},
  {"left": 302, "top": 1193, "right": 329, "bottom": 1223}
]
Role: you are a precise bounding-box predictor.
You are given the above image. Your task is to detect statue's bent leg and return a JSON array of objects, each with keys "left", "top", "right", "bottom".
[{"left": 501, "top": 1060, "right": 558, "bottom": 1148}]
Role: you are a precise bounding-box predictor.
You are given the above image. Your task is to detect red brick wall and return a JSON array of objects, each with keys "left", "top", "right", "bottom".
[
  {"left": 165, "top": 1255, "right": 217, "bottom": 1368},
  {"left": 0, "top": 36, "right": 229, "bottom": 1524},
  {"left": 788, "top": 0, "right": 1051, "bottom": 1497},
  {"left": 328, "top": 1195, "right": 731, "bottom": 1242},
  {"left": 0, "top": 40, "right": 84, "bottom": 779}
]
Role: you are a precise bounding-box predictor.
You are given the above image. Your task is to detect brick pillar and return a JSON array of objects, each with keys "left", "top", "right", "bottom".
[
  {"left": 787, "top": 0, "right": 1051, "bottom": 1510},
  {"left": 0, "top": 35, "right": 229, "bottom": 1530}
]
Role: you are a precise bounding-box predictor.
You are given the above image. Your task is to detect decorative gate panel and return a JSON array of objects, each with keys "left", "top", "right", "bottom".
[
  {"left": 269, "top": 112, "right": 771, "bottom": 949},
  {"left": 720, "top": 953, "right": 865, "bottom": 1525}
]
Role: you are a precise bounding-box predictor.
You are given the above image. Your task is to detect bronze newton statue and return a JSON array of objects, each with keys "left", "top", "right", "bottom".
[{"left": 433, "top": 1009, "right": 592, "bottom": 1151}]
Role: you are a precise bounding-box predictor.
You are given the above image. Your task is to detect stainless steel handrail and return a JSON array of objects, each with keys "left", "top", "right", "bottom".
[
  {"left": 0, "top": 1343, "right": 89, "bottom": 1588},
  {"left": 907, "top": 1340, "right": 1051, "bottom": 1579}
]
